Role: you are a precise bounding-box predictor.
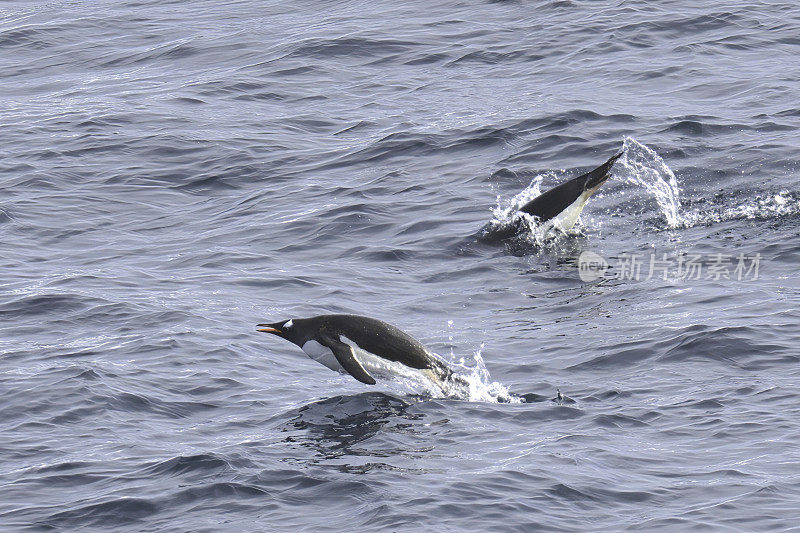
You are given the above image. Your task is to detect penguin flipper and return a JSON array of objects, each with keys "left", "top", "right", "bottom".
[{"left": 322, "top": 336, "right": 377, "bottom": 385}]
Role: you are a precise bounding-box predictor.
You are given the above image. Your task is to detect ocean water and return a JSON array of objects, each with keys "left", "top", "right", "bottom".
[{"left": 2, "top": 0, "right": 800, "bottom": 531}]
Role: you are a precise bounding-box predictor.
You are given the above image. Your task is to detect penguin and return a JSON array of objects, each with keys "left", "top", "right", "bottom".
[
  {"left": 519, "top": 151, "right": 623, "bottom": 228},
  {"left": 256, "top": 314, "right": 456, "bottom": 388},
  {"left": 483, "top": 151, "right": 623, "bottom": 239}
]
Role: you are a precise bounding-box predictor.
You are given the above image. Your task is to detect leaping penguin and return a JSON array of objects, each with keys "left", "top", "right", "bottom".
[
  {"left": 484, "top": 151, "right": 623, "bottom": 239},
  {"left": 519, "top": 151, "right": 622, "bottom": 226},
  {"left": 256, "top": 314, "right": 456, "bottom": 388}
]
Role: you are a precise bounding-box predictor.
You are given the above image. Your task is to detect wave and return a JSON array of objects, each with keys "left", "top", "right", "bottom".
[
  {"left": 44, "top": 498, "right": 160, "bottom": 528},
  {"left": 571, "top": 324, "right": 795, "bottom": 371}
]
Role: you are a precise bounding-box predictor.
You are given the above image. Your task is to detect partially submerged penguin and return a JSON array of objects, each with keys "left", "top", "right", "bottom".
[
  {"left": 485, "top": 151, "right": 623, "bottom": 239},
  {"left": 256, "top": 314, "right": 457, "bottom": 389}
]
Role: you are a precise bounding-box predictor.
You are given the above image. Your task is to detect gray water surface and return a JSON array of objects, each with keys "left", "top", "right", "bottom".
[{"left": 2, "top": 1, "right": 800, "bottom": 531}]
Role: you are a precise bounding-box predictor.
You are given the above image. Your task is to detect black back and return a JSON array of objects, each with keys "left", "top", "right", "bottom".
[
  {"left": 519, "top": 178, "right": 585, "bottom": 222},
  {"left": 301, "top": 314, "right": 443, "bottom": 371},
  {"left": 519, "top": 152, "right": 622, "bottom": 222}
]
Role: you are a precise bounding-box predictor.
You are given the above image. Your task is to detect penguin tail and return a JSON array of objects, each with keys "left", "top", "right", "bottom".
[{"left": 582, "top": 151, "right": 625, "bottom": 190}]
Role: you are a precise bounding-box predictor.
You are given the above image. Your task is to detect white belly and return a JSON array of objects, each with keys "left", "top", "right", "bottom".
[
  {"left": 550, "top": 190, "right": 591, "bottom": 232},
  {"left": 301, "top": 340, "right": 343, "bottom": 373},
  {"left": 301, "top": 337, "right": 442, "bottom": 390}
]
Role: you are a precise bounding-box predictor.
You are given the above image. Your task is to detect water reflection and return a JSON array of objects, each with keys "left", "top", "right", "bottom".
[{"left": 278, "top": 393, "right": 434, "bottom": 471}]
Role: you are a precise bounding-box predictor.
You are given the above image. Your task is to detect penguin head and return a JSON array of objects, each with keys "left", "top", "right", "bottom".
[{"left": 256, "top": 318, "right": 308, "bottom": 347}]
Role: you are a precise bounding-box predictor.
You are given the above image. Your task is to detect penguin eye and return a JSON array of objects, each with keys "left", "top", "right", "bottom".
[{"left": 284, "top": 319, "right": 293, "bottom": 329}]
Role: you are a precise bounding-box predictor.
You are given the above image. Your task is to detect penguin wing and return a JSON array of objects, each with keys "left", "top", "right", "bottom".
[{"left": 320, "top": 335, "right": 377, "bottom": 385}]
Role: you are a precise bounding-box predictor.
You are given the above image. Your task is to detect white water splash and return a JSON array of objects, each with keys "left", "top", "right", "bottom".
[
  {"left": 722, "top": 191, "right": 800, "bottom": 220},
  {"left": 616, "top": 137, "right": 682, "bottom": 228},
  {"left": 490, "top": 172, "right": 545, "bottom": 225},
  {"left": 446, "top": 344, "right": 519, "bottom": 403},
  {"left": 381, "top": 344, "right": 519, "bottom": 403},
  {"left": 680, "top": 191, "right": 800, "bottom": 228},
  {"left": 615, "top": 138, "right": 799, "bottom": 229},
  {"left": 487, "top": 171, "right": 582, "bottom": 245}
]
